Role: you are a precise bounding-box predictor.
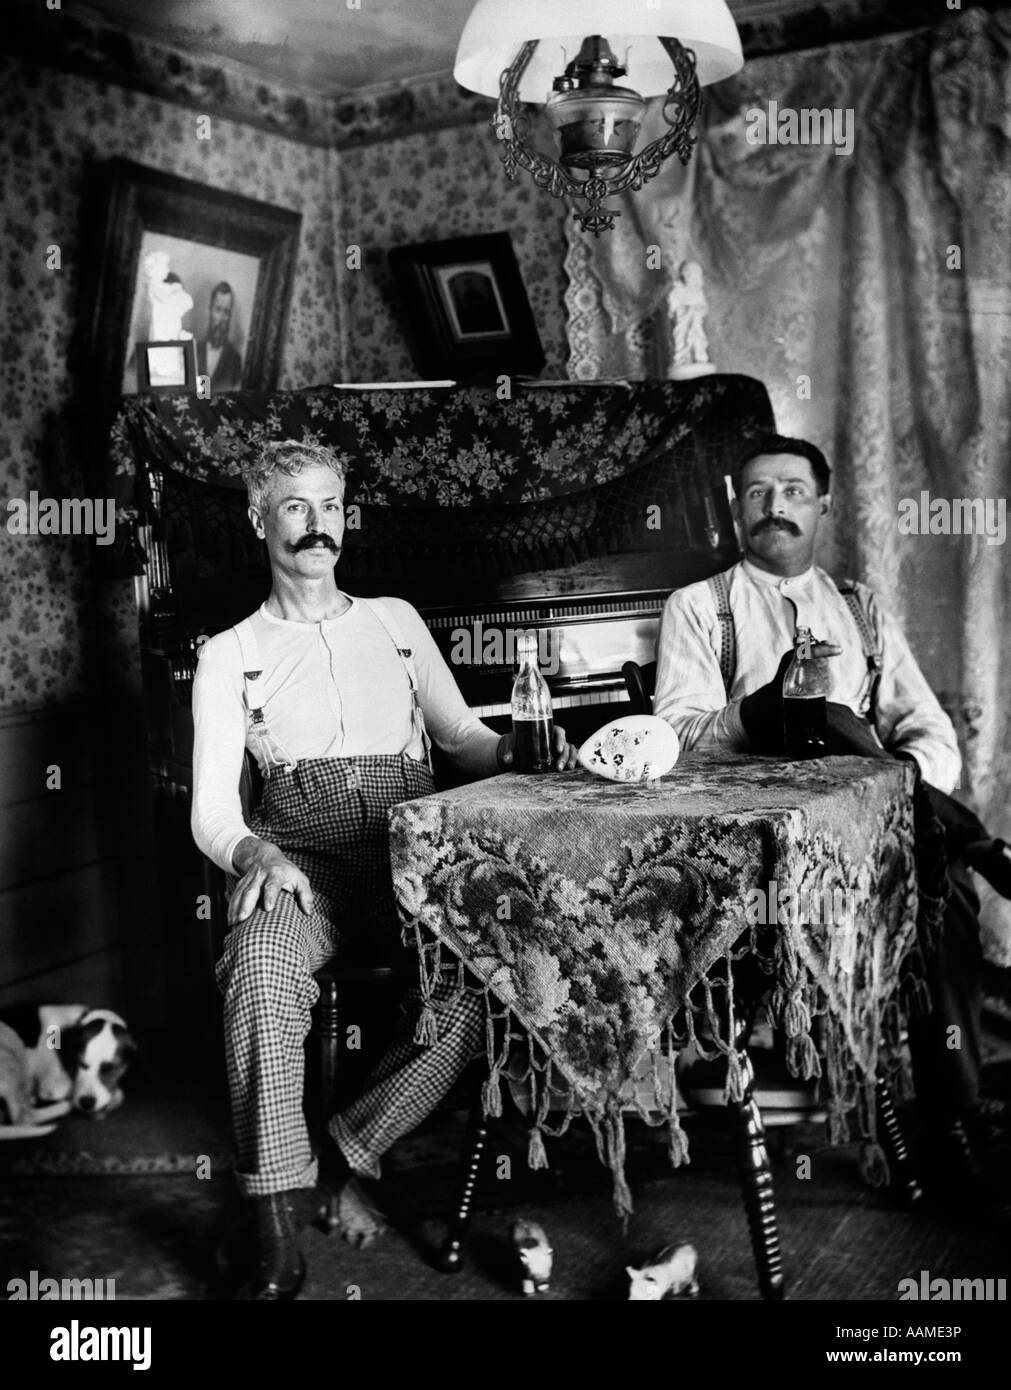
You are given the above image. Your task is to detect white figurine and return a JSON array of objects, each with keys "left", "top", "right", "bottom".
[
  {"left": 627, "top": 1242, "right": 700, "bottom": 1300},
  {"left": 143, "top": 250, "right": 194, "bottom": 341},
  {"left": 511, "top": 1219, "right": 553, "bottom": 1296},
  {"left": 668, "top": 260, "right": 715, "bottom": 380}
]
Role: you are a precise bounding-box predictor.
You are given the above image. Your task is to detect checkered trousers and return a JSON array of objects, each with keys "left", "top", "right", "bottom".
[{"left": 215, "top": 754, "right": 485, "bottom": 1198}]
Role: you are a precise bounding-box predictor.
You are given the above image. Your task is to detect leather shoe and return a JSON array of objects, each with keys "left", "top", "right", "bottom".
[
  {"left": 231, "top": 1190, "right": 316, "bottom": 1300},
  {"left": 917, "top": 1119, "right": 1010, "bottom": 1220}
]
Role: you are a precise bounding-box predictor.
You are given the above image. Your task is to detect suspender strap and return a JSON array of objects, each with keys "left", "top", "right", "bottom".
[
  {"left": 707, "top": 570, "right": 736, "bottom": 699},
  {"left": 234, "top": 618, "right": 262, "bottom": 713},
  {"left": 232, "top": 618, "right": 297, "bottom": 773},
  {"left": 836, "top": 579, "right": 884, "bottom": 724},
  {"left": 705, "top": 571, "right": 884, "bottom": 725},
  {"left": 361, "top": 598, "right": 434, "bottom": 772}
]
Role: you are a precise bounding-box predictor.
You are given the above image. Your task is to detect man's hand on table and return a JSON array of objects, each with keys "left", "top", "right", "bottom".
[
  {"left": 228, "top": 836, "right": 315, "bottom": 925},
  {"left": 739, "top": 642, "right": 841, "bottom": 751},
  {"left": 496, "top": 726, "right": 579, "bottom": 773},
  {"left": 824, "top": 703, "right": 892, "bottom": 760}
]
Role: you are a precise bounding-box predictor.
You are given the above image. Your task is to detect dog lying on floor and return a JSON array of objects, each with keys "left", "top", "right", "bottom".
[{"left": 0, "top": 1004, "right": 137, "bottom": 1139}]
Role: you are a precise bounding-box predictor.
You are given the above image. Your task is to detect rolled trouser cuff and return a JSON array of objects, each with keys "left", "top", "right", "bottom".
[{"left": 234, "top": 1156, "right": 319, "bottom": 1199}]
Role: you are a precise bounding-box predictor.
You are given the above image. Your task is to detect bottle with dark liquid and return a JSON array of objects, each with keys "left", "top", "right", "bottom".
[
  {"left": 782, "top": 626, "right": 829, "bottom": 759},
  {"left": 510, "top": 631, "right": 555, "bottom": 773}
]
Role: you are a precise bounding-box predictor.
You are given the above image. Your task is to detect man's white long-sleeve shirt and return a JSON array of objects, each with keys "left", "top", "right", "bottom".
[
  {"left": 652, "top": 559, "right": 960, "bottom": 794},
  {"left": 191, "top": 595, "right": 501, "bottom": 874}
]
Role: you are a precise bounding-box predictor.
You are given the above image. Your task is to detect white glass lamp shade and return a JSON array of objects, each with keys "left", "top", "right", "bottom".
[{"left": 454, "top": 0, "right": 744, "bottom": 101}]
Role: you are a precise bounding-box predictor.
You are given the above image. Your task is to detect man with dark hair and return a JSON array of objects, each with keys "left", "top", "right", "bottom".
[
  {"left": 191, "top": 440, "right": 576, "bottom": 1299},
  {"left": 653, "top": 434, "right": 1009, "bottom": 1194},
  {"left": 196, "top": 281, "right": 244, "bottom": 392},
  {"left": 730, "top": 433, "right": 832, "bottom": 498}
]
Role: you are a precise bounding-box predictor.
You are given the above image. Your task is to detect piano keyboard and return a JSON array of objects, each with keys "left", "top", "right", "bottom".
[{"left": 468, "top": 681, "right": 628, "bottom": 719}]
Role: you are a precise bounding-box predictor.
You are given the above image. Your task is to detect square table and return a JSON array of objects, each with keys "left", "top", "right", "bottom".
[{"left": 389, "top": 749, "right": 924, "bottom": 1298}]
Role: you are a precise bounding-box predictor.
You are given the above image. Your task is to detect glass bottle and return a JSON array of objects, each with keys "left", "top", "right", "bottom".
[
  {"left": 782, "top": 626, "right": 829, "bottom": 759},
  {"left": 510, "top": 631, "right": 555, "bottom": 773}
]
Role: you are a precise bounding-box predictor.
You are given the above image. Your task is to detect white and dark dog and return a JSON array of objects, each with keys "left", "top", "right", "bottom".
[{"left": 0, "top": 1004, "right": 136, "bottom": 1139}]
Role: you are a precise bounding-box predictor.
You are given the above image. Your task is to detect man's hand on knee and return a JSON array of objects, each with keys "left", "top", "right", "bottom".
[{"left": 228, "top": 837, "right": 315, "bottom": 925}]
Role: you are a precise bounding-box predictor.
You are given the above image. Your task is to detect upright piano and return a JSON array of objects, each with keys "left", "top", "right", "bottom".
[
  {"left": 117, "top": 375, "right": 773, "bottom": 750},
  {"left": 109, "top": 375, "right": 774, "bottom": 1043}
]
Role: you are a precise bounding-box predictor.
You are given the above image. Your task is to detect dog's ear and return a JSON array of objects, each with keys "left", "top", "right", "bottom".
[
  {"left": 58, "top": 1018, "right": 108, "bottom": 1073},
  {"left": 113, "top": 1027, "right": 139, "bottom": 1058},
  {"left": 56, "top": 1024, "right": 86, "bottom": 1072}
]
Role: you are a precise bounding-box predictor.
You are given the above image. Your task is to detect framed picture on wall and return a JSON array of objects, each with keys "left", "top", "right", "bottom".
[
  {"left": 84, "top": 158, "right": 302, "bottom": 397},
  {"left": 388, "top": 233, "right": 545, "bottom": 380},
  {"left": 135, "top": 340, "right": 199, "bottom": 393}
]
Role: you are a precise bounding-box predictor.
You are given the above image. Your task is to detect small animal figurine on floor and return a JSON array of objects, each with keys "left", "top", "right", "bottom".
[
  {"left": 626, "top": 1243, "right": 699, "bottom": 1300},
  {"left": 511, "top": 1219, "right": 553, "bottom": 1296}
]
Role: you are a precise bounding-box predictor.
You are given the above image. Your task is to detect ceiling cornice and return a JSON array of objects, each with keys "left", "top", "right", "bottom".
[{"left": 3, "top": 1, "right": 1002, "bottom": 151}]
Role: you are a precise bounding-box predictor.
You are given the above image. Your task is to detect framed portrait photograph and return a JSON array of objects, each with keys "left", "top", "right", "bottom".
[
  {"left": 388, "top": 233, "right": 545, "bottom": 380},
  {"left": 85, "top": 159, "right": 302, "bottom": 397}
]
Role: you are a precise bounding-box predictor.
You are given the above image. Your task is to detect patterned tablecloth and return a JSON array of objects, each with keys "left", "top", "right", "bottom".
[{"left": 389, "top": 751, "right": 922, "bottom": 1216}]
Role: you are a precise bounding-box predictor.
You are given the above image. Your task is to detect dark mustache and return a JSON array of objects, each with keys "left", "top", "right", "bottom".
[
  {"left": 292, "top": 533, "right": 339, "bottom": 552},
  {"left": 751, "top": 517, "right": 800, "bottom": 537}
]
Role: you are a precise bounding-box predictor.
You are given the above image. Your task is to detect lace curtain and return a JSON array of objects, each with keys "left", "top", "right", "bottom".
[{"left": 565, "top": 8, "right": 1011, "bottom": 963}]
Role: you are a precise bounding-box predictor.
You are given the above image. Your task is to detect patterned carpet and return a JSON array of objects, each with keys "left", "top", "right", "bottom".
[
  {"left": 2, "top": 999, "right": 1008, "bottom": 1301},
  {"left": 2, "top": 1078, "right": 1008, "bottom": 1301}
]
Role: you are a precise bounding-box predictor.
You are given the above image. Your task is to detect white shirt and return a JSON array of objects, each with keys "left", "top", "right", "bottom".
[
  {"left": 653, "top": 559, "right": 960, "bottom": 793},
  {"left": 191, "top": 595, "right": 501, "bottom": 873}
]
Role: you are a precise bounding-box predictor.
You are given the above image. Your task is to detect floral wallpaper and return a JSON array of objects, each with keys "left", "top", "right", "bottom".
[
  {"left": 0, "top": 50, "right": 574, "bottom": 715},
  {"left": 0, "top": 54, "right": 343, "bottom": 713},
  {"left": 336, "top": 118, "right": 570, "bottom": 383}
]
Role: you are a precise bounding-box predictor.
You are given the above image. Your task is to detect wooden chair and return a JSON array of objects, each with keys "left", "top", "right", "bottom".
[{"left": 622, "top": 659, "right": 657, "bottom": 716}]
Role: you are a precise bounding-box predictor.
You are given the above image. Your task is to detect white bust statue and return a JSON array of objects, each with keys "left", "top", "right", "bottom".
[{"left": 143, "top": 250, "right": 194, "bottom": 342}]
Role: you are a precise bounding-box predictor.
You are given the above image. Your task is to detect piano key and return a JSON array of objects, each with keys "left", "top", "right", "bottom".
[{"left": 469, "top": 684, "right": 628, "bottom": 719}]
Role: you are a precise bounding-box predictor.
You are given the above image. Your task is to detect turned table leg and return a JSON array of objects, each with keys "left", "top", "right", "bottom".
[
  {"left": 438, "top": 1102, "right": 490, "bottom": 1274},
  {"left": 874, "top": 1076, "right": 923, "bottom": 1206},
  {"left": 732, "top": 1048, "right": 786, "bottom": 1300},
  {"left": 314, "top": 976, "right": 342, "bottom": 1234},
  {"left": 317, "top": 975, "right": 340, "bottom": 1132}
]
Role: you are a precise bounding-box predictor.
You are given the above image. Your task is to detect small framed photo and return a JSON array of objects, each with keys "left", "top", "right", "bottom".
[
  {"left": 388, "top": 233, "right": 545, "bottom": 379},
  {"left": 136, "top": 339, "right": 198, "bottom": 393},
  {"left": 83, "top": 158, "right": 302, "bottom": 398}
]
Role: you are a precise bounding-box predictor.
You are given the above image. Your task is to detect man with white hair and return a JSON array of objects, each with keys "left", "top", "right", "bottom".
[{"left": 191, "top": 440, "right": 576, "bottom": 1299}]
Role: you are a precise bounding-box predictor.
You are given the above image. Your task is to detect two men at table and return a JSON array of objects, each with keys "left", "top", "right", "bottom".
[
  {"left": 654, "top": 434, "right": 1008, "bottom": 1182},
  {"left": 191, "top": 439, "right": 575, "bottom": 1298}
]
